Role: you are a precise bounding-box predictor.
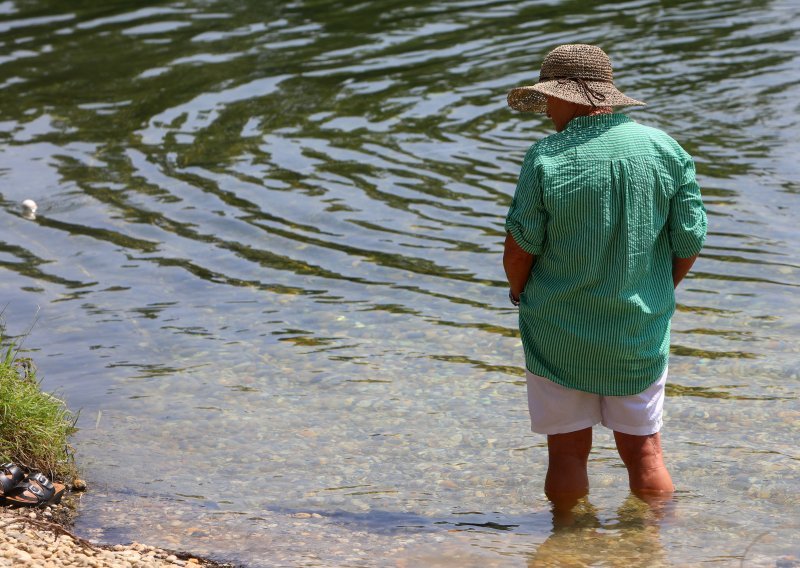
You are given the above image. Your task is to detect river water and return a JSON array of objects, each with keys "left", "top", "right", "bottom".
[{"left": 1, "top": 0, "right": 798, "bottom": 566}]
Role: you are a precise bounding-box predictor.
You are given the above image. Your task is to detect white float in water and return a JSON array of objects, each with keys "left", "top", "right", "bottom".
[{"left": 21, "top": 199, "right": 38, "bottom": 219}]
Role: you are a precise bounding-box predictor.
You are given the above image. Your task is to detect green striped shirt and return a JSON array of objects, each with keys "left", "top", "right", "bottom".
[{"left": 505, "top": 113, "right": 707, "bottom": 395}]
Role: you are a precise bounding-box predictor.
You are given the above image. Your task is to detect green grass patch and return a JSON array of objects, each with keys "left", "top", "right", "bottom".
[{"left": 0, "top": 336, "right": 78, "bottom": 482}]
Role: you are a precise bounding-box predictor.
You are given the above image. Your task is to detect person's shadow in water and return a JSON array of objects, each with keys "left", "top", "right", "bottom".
[{"left": 527, "top": 494, "right": 674, "bottom": 568}]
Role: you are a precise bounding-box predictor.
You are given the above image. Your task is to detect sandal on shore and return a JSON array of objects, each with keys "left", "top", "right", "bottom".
[
  {"left": 4, "top": 472, "right": 65, "bottom": 508},
  {"left": 0, "top": 463, "right": 25, "bottom": 497}
]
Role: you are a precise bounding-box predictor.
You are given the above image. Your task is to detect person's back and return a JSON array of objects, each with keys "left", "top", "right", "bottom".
[
  {"left": 502, "top": 43, "right": 707, "bottom": 517},
  {"left": 508, "top": 113, "right": 706, "bottom": 395}
]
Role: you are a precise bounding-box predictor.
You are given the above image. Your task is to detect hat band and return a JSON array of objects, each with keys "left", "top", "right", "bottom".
[{"left": 543, "top": 76, "right": 611, "bottom": 108}]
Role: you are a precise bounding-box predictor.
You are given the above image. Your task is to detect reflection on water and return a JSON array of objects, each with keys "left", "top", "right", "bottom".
[
  {"left": 0, "top": 0, "right": 798, "bottom": 566},
  {"left": 528, "top": 497, "right": 669, "bottom": 568}
]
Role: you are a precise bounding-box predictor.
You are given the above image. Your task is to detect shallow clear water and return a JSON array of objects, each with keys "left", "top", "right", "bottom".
[{"left": 0, "top": 0, "right": 798, "bottom": 566}]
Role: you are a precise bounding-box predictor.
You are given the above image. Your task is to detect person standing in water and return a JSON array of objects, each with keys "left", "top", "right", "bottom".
[{"left": 503, "top": 44, "right": 707, "bottom": 512}]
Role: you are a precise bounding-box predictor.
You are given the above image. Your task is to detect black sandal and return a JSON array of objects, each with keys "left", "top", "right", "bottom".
[
  {"left": 5, "top": 472, "right": 65, "bottom": 508},
  {"left": 0, "top": 463, "right": 25, "bottom": 497}
]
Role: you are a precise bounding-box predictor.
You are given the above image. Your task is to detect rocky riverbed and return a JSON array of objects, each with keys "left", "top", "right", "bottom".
[{"left": 0, "top": 503, "right": 238, "bottom": 568}]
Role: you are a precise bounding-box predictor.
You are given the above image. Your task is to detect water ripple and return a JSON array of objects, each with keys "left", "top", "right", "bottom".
[{"left": 0, "top": 0, "right": 799, "bottom": 566}]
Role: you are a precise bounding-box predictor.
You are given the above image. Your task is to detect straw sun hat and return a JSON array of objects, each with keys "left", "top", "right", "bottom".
[{"left": 507, "top": 44, "right": 645, "bottom": 113}]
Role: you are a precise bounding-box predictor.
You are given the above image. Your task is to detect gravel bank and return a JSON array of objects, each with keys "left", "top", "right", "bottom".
[{"left": 0, "top": 505, "right": 238, "bottom": 568}]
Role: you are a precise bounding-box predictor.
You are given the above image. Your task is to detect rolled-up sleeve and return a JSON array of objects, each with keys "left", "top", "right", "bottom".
[
  {"left": 505, "top": 150, "right": 547, "bottom": 255},
  {"left": 668, "top": 156, "right": 707, "bottom": 258}
]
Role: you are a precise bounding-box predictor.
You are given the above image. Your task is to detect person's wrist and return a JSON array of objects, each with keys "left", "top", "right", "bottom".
[{"left": 508, "top": 289, "right": 520, "bottom": 307}]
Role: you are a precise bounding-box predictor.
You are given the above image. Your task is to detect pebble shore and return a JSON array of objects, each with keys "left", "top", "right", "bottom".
[{"left": 0, "top": 505, "right": 237, "bottom": 568}]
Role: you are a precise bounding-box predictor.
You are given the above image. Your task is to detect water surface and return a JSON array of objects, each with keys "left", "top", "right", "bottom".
[{"left": 0, "top": 0, "right": 798, "bottom": 566}]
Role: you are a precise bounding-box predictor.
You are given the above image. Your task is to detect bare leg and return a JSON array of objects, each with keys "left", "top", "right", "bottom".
[
  {"left": 614, "top": 431, "right": 674, "bottom": 499},
  {"left": 545, "top": 427, "right": 592, "bottom": 521}
]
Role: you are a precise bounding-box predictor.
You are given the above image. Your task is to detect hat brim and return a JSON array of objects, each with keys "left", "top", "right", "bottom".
[{"left": 507, "top": 80, "right": 646, "bottom": 113}]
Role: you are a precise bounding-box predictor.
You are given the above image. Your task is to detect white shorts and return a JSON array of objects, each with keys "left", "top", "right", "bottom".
[{"left": 525, "top": 368, "right": 668, "bottom": 436}]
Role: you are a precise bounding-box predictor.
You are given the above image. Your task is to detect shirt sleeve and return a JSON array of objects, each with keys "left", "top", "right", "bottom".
[
  {"left": 505, "top": 148, "right": 547, "bottom": 255},
  {"left": 668, "top": 155, "right": 708, "bottom": 258}
]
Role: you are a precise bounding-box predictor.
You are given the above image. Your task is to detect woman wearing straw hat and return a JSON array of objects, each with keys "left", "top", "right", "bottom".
[{"left": 503, "top": 44, "right": 707, "bottom": 514}]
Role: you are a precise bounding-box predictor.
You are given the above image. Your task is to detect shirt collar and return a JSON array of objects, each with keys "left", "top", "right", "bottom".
[{"left": 566, "top": 113, "right": 634, "bottom": 130}]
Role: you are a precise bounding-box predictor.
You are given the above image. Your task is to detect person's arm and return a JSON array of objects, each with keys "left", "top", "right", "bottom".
[
  {"left": 504, "top": 233, "right": 536, "bottom": 301},
  {"left": 668, "top": 154, "right": 706, "bottom": 289},
  {"left": 672, "top": 254, "right": 698, "bottom": 289}
]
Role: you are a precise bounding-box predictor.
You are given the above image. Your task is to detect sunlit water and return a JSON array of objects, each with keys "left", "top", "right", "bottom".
[{"left": 1, "top": 0, "right": 798, "bottom": 566}]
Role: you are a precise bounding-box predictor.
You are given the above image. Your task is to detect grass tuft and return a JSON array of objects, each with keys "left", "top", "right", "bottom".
[{"left": 0, "top": 335, "right": 78, "bottom": 482}]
